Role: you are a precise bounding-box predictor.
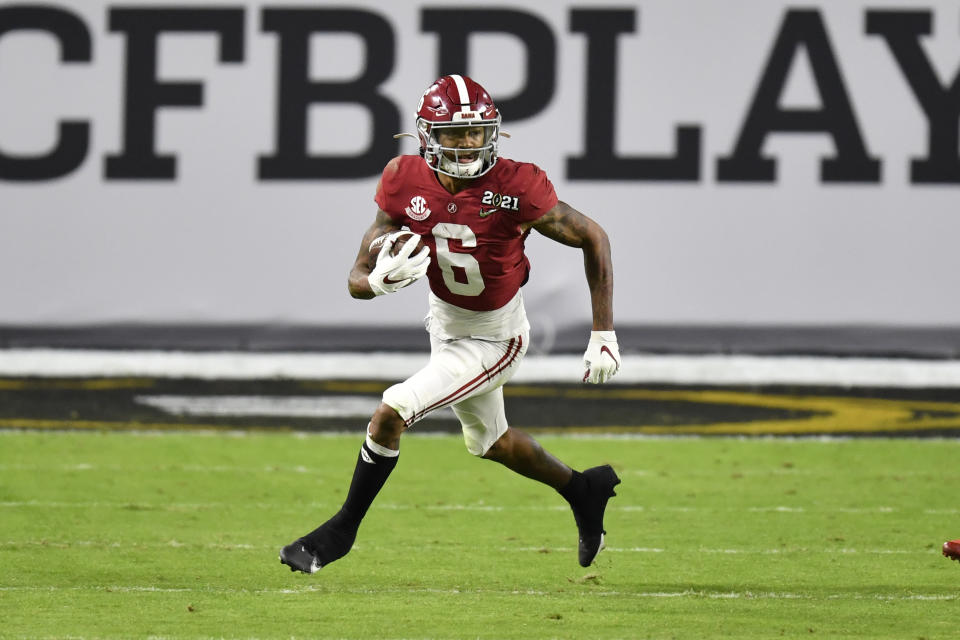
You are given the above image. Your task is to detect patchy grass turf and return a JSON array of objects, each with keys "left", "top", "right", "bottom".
[{"left": 1, "top": 430, "right": 958, "bottom": 639}]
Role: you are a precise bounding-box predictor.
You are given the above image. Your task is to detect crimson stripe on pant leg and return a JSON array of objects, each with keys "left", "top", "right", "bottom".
[
  {"left": 406, "top": 335, "right": 523, "bottom": 426},
  {"left": 407, "top": 337, "right": 520, "bottom": 425}
]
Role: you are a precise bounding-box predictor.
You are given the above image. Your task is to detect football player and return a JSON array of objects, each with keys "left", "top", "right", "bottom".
[{"left": 280, "top": 75, "right": 622, "bottom": 573}]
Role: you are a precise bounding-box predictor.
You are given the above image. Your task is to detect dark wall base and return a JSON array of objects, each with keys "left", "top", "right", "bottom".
[{"left": 2, "top": 324, "right": 960, "bottom": 359}]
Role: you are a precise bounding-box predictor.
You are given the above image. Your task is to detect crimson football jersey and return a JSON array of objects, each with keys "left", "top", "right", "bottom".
[{"left": 375, "top": 155, "right": 558, "bottom": 311}]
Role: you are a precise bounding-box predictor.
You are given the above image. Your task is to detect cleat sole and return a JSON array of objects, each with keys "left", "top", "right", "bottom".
[{"left": 279, "top": 540, "right": 324, "bottom": 574}]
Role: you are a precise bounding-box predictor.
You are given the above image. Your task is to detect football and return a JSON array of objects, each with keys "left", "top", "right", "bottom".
[{"left": 368, "top": 230, "right": 418, "bottom": 267}]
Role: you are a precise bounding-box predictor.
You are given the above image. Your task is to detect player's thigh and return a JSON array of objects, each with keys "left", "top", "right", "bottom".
[{"left": 381, "top": 333, "right": 526, "bottom": 428}]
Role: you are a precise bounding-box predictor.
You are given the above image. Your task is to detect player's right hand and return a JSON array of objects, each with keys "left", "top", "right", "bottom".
[
  {"left": 583, "top": 331, "right": 621, "bottom": 384},
  {"left": 368, "top": 231, "right": 430, "bottom": 296}
]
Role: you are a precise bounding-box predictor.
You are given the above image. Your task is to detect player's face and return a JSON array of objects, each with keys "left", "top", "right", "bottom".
[{"left": 435, "top": 126, "right": 485, "bottom": 163}]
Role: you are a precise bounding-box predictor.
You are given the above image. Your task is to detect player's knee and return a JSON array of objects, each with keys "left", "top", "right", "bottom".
[
  {"left": 466, "top": 438, "right": 488, "bottom": 457},
  {"left": 479, "top": 429, "right": 510, "bottom": 460},
  {"left": 369, "top": 403, "right": 405, "bottom": 448}
]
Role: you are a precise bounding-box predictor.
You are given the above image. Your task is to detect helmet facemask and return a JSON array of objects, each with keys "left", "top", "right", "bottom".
[{"left": 418, "top": 116, "right": 501, "bottom": 179}]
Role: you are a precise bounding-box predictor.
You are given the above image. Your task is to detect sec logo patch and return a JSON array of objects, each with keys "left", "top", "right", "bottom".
[{"left": 405, "top": 195, "right": 431, "bottom": 221}]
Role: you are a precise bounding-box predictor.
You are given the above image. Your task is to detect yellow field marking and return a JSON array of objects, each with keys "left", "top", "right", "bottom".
[
  {"left": 519, "top": 388, "right": 960, "bottom": 435},
  {"left": 524, "top": 391, "right": 960, "bottom": 435},
  {"left": 1, "top": 382, "right": 958, "bottom": 435}
]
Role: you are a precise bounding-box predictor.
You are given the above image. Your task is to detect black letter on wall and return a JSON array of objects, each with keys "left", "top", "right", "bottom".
[
  {"left": 106, "top": 8, "right": 244, "bottom": 180},
  {"left": 717, "top": 10, "right": 880, "bottom": 183},
  {"left": 867, "top": 11, "right": 960, "bottom": 184},
  {"left": 259, "top": 9, "right": 398, "bottom": 179},
  {"left": 0, "top": 6, "right": 90, "bottom": 181},
  {"left": 421, "top": 9, "right": 555, "bottom": 122},
  {"left": 567, "top": 9, "right": 700, "bottom": 181}
]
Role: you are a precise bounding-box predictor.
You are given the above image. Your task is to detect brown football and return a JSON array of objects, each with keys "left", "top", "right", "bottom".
[{"left": 368, "top": 231, "right": 417, "bottom": 267}]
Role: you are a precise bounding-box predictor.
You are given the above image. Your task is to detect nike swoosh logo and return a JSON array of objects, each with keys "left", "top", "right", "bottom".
[
  {"left": 478, "top": 208, "right": 499, "bottom": 218},
  {"left": 600, "top": 345, "right": 620, "bottom": 367},
  {"left": 360, "top": 448, "right": 375, "bottom": 464},
  {"left": 382, "top": 275, "right": 405, "bottom": 285}
]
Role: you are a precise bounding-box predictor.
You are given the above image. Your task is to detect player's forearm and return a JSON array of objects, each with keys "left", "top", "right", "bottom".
[
  {"left": 347, "top": 266, "right": 377, "bottom": 299},
  {"left": 582, "top": 229, "right": 614, "bottom": 331},
  {"left": 348, "top": 211, "right": 403, "bottom": 300}
]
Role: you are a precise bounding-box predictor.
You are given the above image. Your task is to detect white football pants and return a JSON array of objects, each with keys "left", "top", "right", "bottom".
[{"left": 381, "top": 331, "right": 528, "bottom": 455}]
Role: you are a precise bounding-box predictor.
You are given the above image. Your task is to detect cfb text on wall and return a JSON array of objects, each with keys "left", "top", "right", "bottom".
[{"left": 0, "top": 4, "right": 957, "bottom": 184}]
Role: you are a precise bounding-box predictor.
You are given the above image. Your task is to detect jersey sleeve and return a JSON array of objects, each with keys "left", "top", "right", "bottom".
[
  {"left": 374, "top": 156, "right": 407, "bottom": 223},
  {"left": 517, "top": 162, "right": 558, "bottom": 224}
]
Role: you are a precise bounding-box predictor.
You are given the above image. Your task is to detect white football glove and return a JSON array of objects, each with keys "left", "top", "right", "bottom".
[
  {"left": 582, "top": 330, "right": 621, "bottom": 384},
  {"left": 368, "top": 231, "right": 431, "bottom": 296}
]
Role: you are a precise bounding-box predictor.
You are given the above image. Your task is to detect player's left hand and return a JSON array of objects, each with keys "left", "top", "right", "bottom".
[
  {"left": 367, "top": 231, "right": 430, "bottom": 296},
  {"left": 583, "top": 331, "right": 620, "bottom": 384}
]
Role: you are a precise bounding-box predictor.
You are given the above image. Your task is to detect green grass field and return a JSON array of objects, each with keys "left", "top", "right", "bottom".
[{"left": 1, "top": 430, "right": 958, "bottom": 639}]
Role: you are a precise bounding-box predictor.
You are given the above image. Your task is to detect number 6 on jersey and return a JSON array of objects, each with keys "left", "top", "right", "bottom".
[{"left": 432, "top": 223, "right": 485, "bottom": 297}]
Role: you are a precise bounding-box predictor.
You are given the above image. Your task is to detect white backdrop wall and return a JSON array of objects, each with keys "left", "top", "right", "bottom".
[{"left": 1, "top": 0, "right": 958, "bottom": 330}]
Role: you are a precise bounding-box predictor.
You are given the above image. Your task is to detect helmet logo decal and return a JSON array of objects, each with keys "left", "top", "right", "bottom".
[{"left": 405, "top": 195, "right": 432, "bottom": 221}]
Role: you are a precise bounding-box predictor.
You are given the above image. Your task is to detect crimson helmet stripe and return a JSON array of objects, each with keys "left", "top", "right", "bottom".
[{"left": 449, "top": 74, "right": 472, "bottom": 112}]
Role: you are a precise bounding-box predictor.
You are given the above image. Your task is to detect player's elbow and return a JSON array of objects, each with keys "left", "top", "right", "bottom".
[
  {"left": 349, "top": 285, "right": 376, "bottom": 300},
  {"left": 581, "top": 224, "right": 613, "bottom": 283},
  {"left": 584, "top": 223, "right": 611, "bottom": 257},
  {"left": 349, "top": 286, "right": 373, "bottom": 300},
  {"left": 347, "top": 272, "right": 376, "bottom": 300}
]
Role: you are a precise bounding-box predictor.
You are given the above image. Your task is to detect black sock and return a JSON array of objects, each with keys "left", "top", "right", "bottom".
[
  {"left": 558, "top": 469, "right": 586, "bottom": 505},
  {"left": 337, "top": 437, "right": 399, "bottom": 529}
]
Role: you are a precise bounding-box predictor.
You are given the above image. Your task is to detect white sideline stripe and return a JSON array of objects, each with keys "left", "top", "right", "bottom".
[
  {"left": 0, "top": 540, "right": 259, "bottom": 550},
  {"left": 4, "top": 349, "right": 960, "bottom": 387},
  {"left": 0, "top": 584, "right": 953, "bottom": 601},
  {"left": 0, "top": 540, "right": 935, "bottom": 556},
  {"left": 5, "top": 463, "right": 953, "bottom": 478},
  {"left": 0, "top": 463, "right": 320, "bottom": 473},
  {"left": 2, "top": 500, "right": 955, "bottom": 516},
  {"left": 498, "top": 546, "right": 924, "bottom": 555},
  {"left": 134, "top": 394, "right": 454, "bottom": 420}
]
